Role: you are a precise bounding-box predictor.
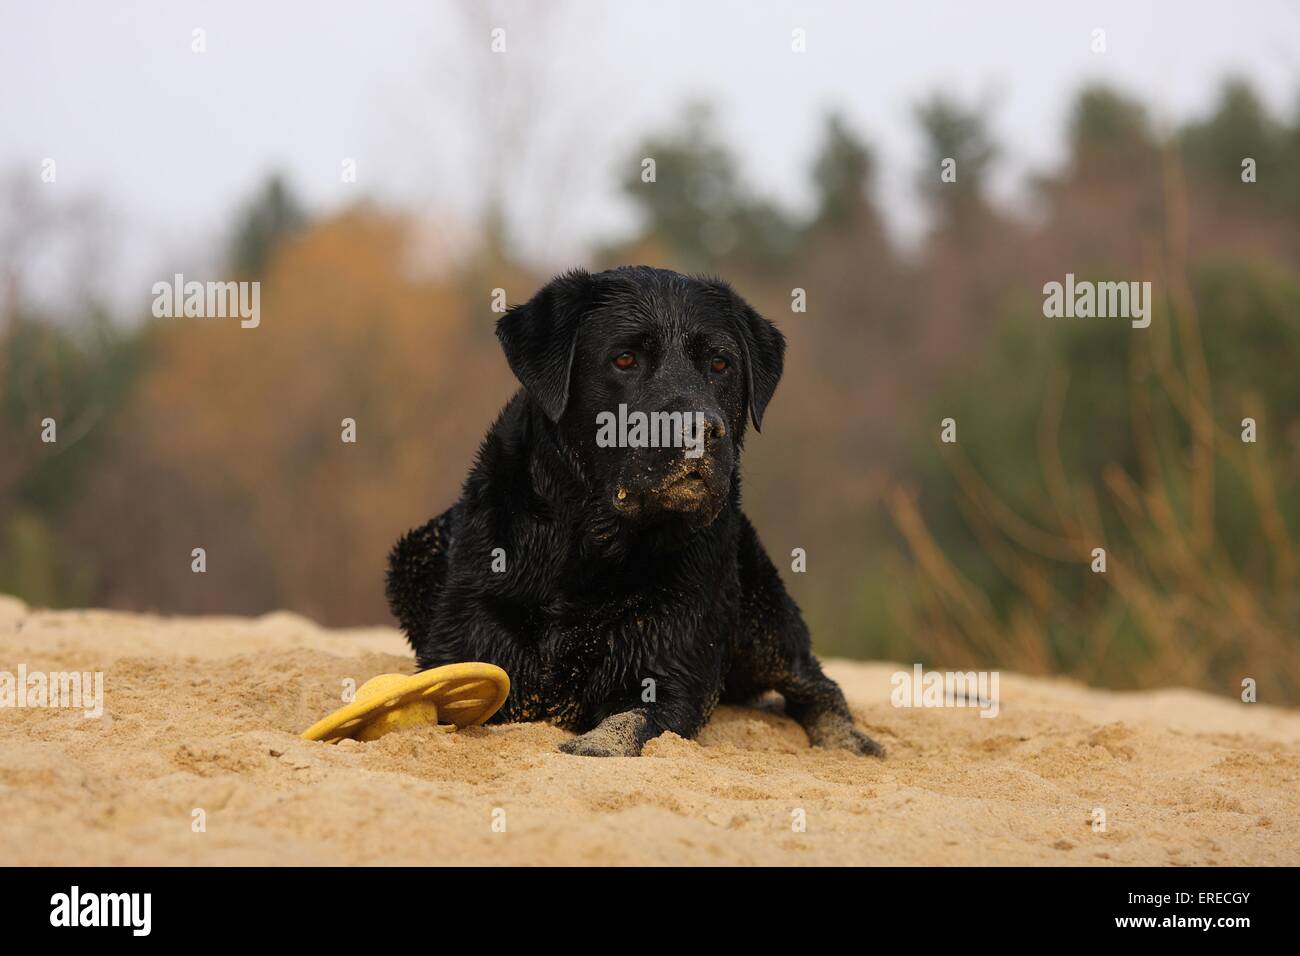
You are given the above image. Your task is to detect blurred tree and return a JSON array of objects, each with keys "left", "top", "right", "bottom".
[
  {"left": 810, "top": 112, "right": 875, "bottom": 231},
  {"left": 1183, "top": 79, "right": 1279, "bottom": 175},
  {"left": 1182, "top": 78, "right": 1300, "bottom": 223},
  {"left": 617, "top": 102, "right": 798, "bottom": 270},
  {"left": 912, "top": 92, "right": 1026, "bottom": 382},
  {"left": 915, "top": 94, "right": 997, "bottom": 232},
  {"left": 1067, "top": 85, "right": 1154, "bottom": 177},
  {"left": 0, "top": 309, "right": 142, "bottom": 606},
  {"left": 226, "top": 173, "right": 307, "bottom": 278},
  {"left": 1030, "top": 85, "right": 1163, "bottom": 268},
  {"left": 102, "top": 209, "right": 525, "bottom": 622}
]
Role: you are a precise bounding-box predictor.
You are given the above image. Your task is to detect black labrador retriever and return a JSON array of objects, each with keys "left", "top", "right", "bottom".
[{"left": 386, "top": 265, "right": 883, "bottom": 757}]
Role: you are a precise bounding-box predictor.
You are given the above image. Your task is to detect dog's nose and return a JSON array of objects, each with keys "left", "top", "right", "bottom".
[
  {"left": 693, "top": 411, "right": 727, "bottom": 458},
  {"left": 699, "top": 411, "right": 725, "bottom": 440},
  {"left": 666, "top": 405, "right": 725, "bottom": 444}
]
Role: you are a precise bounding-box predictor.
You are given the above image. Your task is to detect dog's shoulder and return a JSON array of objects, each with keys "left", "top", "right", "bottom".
[
  {"left": 454, "top": 391, "right": 578, "bottom": 577},
  {"left": 462, "top": 391, "right": 549, "bottom": 511}
]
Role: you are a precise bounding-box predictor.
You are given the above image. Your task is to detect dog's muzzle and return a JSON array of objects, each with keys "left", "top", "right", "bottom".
[{"left": 611, "top": 466, "right": 726, "bottom": 528}]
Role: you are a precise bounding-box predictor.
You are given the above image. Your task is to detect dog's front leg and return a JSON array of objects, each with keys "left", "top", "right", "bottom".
[
  {"left": 734, "top": 515, "right": 886, "bottom": 757},
  {"left": 558, "top": 708, "right": 657, "bottom": 757}
]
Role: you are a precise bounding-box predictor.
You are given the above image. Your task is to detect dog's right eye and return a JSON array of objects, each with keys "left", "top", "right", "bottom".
[{"left": 613, "top": 352, "right": 638, "bottom": 370}]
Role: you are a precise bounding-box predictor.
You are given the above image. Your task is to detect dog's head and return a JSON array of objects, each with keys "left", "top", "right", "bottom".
[{"left": 496, "top": 266, "right": 785, "bottom": 529}]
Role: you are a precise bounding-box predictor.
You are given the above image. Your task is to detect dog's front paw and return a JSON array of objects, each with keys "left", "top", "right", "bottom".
[
  {"left": 842, "top": 726, "right": 886, "bottom": 757},
  {"left": 807, "top": 714, "right": 886, "bottom": 757},
  {"left": 559, "top": 738, "right": 639, "bottom": 759},
  {"left": 557, "top": 711, "right": 650, "bottom": 757}
]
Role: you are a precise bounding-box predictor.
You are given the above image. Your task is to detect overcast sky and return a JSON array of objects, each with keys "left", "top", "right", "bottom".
[{"left": 2, "top": 0, "right": 1297, "bottom": 310}]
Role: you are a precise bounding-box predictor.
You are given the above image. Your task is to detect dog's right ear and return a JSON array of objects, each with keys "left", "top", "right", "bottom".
[{"left": 495, "top": 269, "right": 597, "bottom": 422}]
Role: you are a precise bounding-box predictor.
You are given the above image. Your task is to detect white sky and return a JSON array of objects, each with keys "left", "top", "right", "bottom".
[{"left": 1, "top": 0, "right": 1297, "bottom": 312}]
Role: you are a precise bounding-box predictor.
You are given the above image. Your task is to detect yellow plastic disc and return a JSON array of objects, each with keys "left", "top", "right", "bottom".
[{"left": 301, "top": 662, "right": 510, "bottom": 744}]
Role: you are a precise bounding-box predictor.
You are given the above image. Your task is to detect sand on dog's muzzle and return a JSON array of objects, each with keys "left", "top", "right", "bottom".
[{"left": 300, "top": 663, "right": 510, "bottom": 744}]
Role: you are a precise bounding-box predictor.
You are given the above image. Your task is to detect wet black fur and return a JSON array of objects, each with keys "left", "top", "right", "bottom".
[{"left": 387, "top": 266, "right": 883, "bottom": 757}]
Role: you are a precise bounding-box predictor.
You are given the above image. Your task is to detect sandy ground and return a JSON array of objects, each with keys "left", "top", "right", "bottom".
[{"left": 1, "top": 593, "right": 1297, "bottom": 866}]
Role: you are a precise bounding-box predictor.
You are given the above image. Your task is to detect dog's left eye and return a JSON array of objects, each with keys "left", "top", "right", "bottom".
[{"left": 710, "top": 356, "right": 729, "bottom": 373}]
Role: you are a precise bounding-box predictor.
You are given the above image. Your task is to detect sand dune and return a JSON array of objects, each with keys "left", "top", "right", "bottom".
[{"left": 1, "top": 594, "right": 1296, "bottom": 866}]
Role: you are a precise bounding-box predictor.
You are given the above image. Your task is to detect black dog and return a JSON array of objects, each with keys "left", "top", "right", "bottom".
[{"left": 386, "top": 266, "right": 883, "bottom": 758}]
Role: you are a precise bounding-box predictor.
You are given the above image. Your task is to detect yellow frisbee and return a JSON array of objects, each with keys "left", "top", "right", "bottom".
[{"left": 301, "top": 662, "right": 510, "bottom": 744}]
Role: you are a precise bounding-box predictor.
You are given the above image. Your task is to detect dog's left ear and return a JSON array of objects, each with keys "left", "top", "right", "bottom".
[
  {"left": 495, "top": 269, "right": 597, "bottom": 422},
  {"left": 707, "top": 282, "right": 785, "bottom": 432},
  {"left": 736, "top": 303, "right": 785, "bottom": 431}
]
